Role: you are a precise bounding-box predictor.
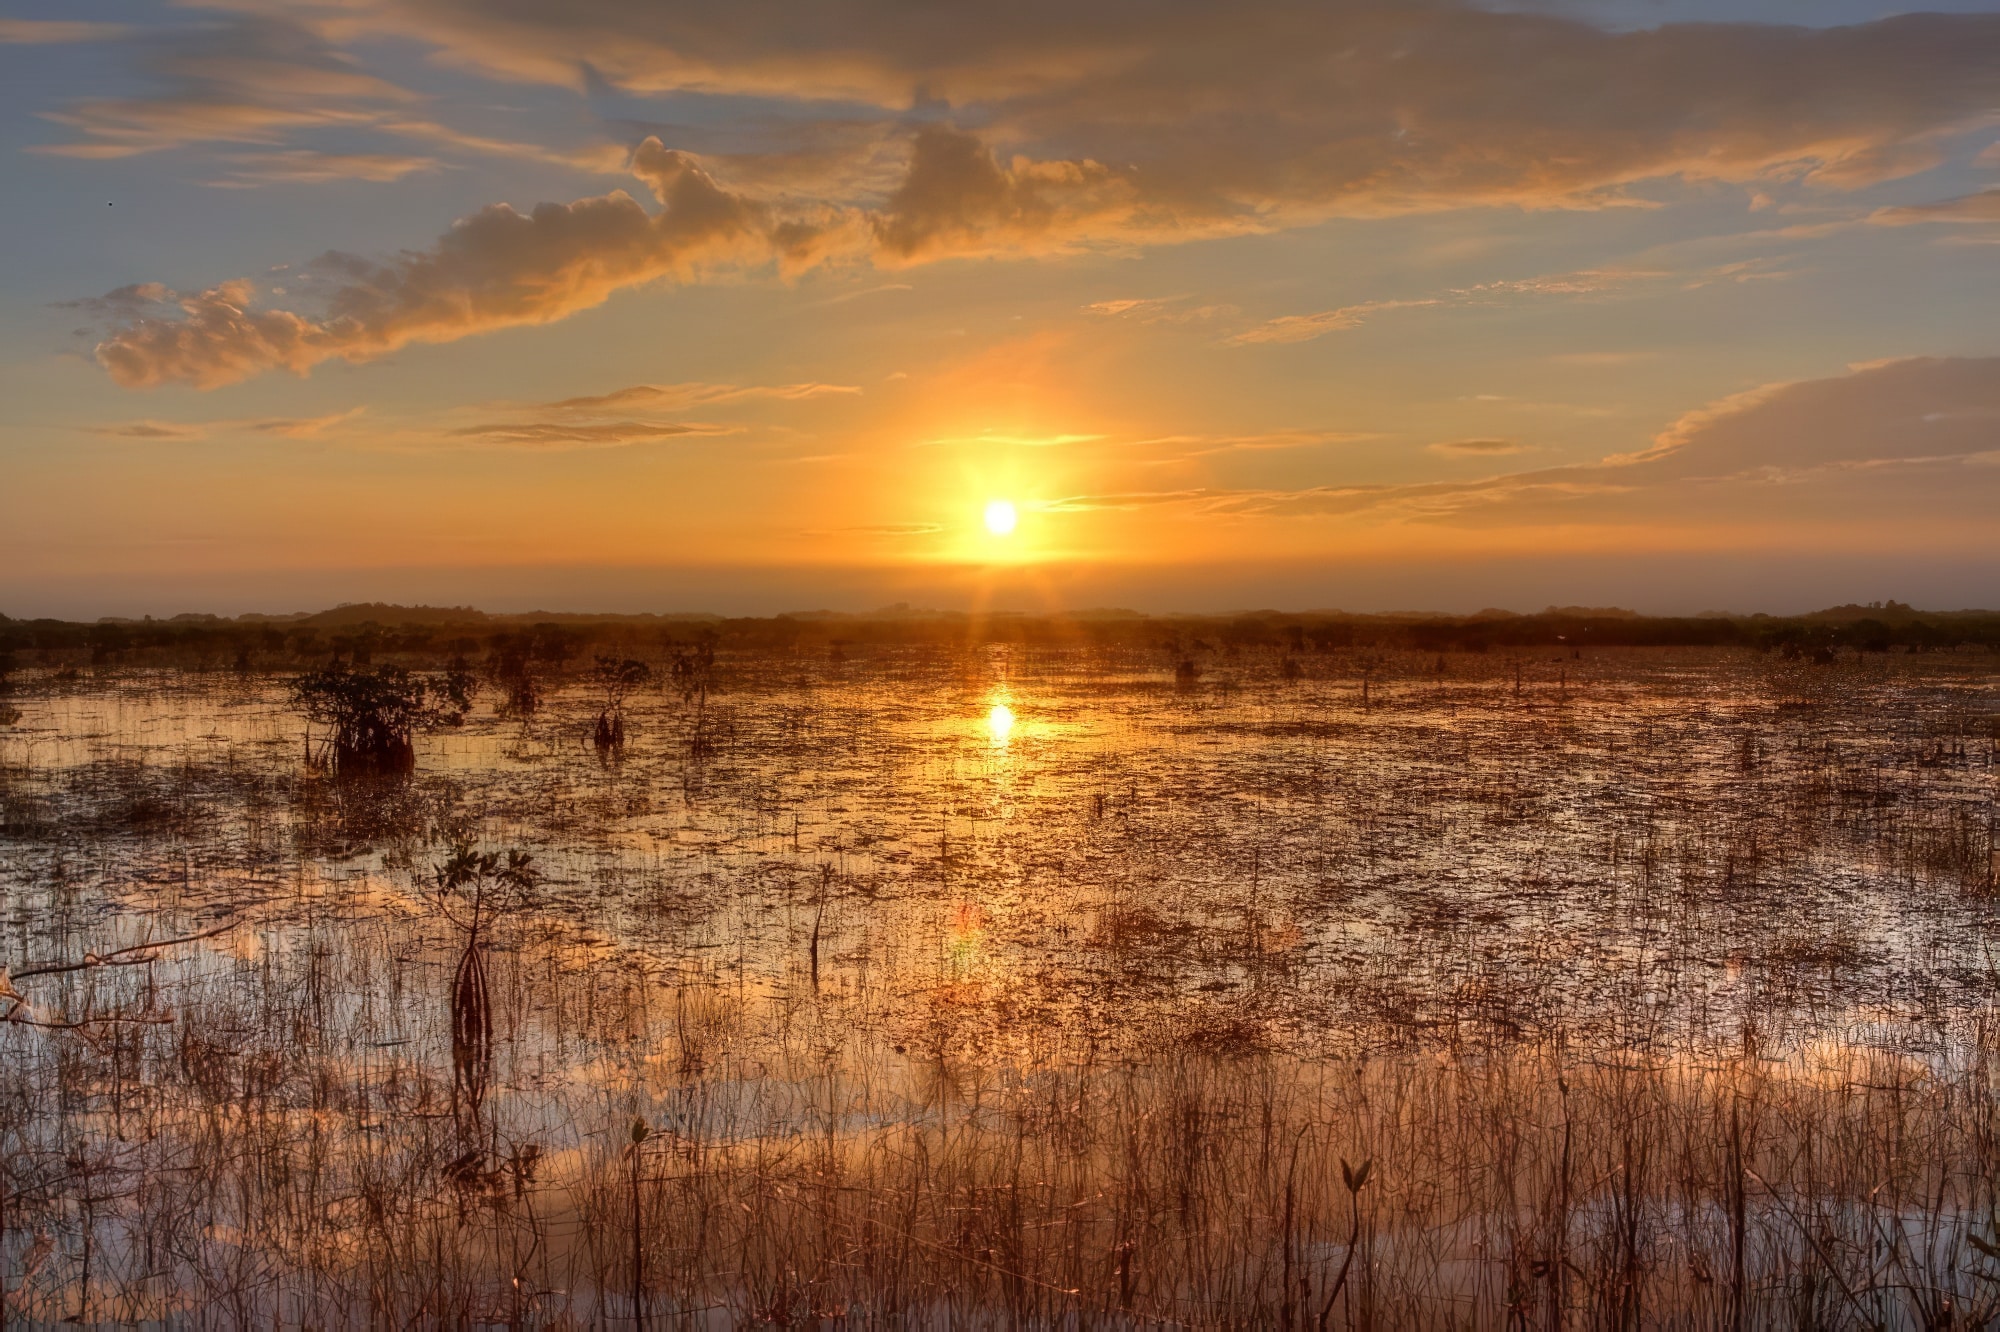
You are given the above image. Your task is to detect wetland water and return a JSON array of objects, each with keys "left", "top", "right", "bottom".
[{"left": 0, "top": 645, "right": 1996, "bottom": 1324}]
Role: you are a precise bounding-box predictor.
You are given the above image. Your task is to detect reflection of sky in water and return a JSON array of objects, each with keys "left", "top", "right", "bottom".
[
  {"left": 4, "top": 654, "right": 1994, "bottom": 1325},
  {"left": 1, "top": 651, "right": 1994, "bottom": 1063}
]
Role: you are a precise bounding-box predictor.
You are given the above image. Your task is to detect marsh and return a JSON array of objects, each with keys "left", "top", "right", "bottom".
[{"left": 0, "top": 632, "right": 1996, "bottom": 1326}]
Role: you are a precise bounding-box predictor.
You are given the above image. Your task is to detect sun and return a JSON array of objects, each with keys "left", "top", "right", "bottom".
[{"left": 983, "top": 499, "right": 1018, "bottom": 536}]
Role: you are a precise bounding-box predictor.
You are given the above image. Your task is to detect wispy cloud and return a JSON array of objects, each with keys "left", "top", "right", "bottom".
[
  {"left": 820, "top": 522, "right": 945, "bottom": 537},
  {"left": 1085, "top": 296, "right": 1239, "bottom": 326},
  {"left": 244, "top": 408, "right": 365, "bottom": 438},
  {"left": 922, "top": 432, "right": 1105, "bottom": 448},
  {"left": 1042, "top": 489, "right": 1224, "bottom": 512},
  {"left": 28, "top": 17, "right": 416, "bottom": 161},
  {"left": 0, "top": 19, "right": 132, "bottom": 44},
  {"left": 1226, "top": 300, "right": 1441, "bottom": 346},
  {"left": 90, "top": 420, "right": 207, "bottom": 440},
  {"left": 208, "top": 150, "right": 439, "bottom": 187},
  {"left": 1228, "top": 258, "right": 1796, "bottom": 346},
  {"left": 444, "top": 420, "right": 734, "bottom": 449},
  {"left": 1870, "top": 189, "right": 2000, "bottom": 227},
  {"left": 542, "top": 382, "right": 861, "bottom": 413},
  {"left": 1130, "top": 430, "right": 1379, "bottom": 461},
  {"left": 1429, "top": 438, "right": 1529, "bottom": 456}
]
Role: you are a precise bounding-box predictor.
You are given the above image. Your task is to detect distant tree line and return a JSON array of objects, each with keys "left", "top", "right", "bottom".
[{"left": 3, "top": 605, "right": 1997, "bottom": 668}]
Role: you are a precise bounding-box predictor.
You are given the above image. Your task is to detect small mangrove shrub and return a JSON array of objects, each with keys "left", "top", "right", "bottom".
[{"left": 291, "top": 660, "right": 474, "bottom": 774}]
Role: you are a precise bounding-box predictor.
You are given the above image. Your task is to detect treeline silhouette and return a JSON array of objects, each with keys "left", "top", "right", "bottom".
[{"left": 2, "top": 601, "right": 1996, "bottom": 672}]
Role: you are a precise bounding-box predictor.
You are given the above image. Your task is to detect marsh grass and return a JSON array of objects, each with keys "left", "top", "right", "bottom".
[{"left": 0, "top": 645, "right": 1994, "bottom": 1324}]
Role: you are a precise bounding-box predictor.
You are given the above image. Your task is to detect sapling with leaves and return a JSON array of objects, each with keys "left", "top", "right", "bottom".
[
  {"left": 431, "top": 845, "right": 537, "bottom": 1115},
  {"left": 1317, "top": 1157, "right": 1373, "bottom": 1329},
  {"left": 628, "top": 1115, "right": 651, "bottom": 1329}
]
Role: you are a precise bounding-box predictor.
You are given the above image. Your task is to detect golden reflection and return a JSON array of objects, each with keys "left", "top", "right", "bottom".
[
  {"left": 986, "top": 702, "right": 1016, "bottom": 745},
  {"left": 947, "top": 901, "right": 986, "bottom": 966}
]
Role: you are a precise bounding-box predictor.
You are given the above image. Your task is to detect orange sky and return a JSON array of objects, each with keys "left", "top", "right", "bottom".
[{"left": 4, "top": 0, "right": 1999, "bottom": 615}]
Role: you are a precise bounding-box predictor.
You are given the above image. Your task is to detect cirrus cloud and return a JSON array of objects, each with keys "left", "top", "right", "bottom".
[{"left": 1088, "top": 356, "right": 2000, "bottom": 531}]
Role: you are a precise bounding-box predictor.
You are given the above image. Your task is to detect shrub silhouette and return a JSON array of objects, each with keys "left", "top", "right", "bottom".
[
  {"left": 668, "top": 637, "right": 716, "bottom": 705},
  {"left": 487, "top": 625, "right": 579, "bottom": 719},
  {"left": 291, "top": 660, "right": 473, "bottom": 774},
  {"left": 590, "top": 655, "right": 650, "bottom": 750}
]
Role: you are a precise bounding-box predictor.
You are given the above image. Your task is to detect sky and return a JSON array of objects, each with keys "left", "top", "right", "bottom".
[{"left": 3, "top": 0, "right": 1999, "bottom": 618}]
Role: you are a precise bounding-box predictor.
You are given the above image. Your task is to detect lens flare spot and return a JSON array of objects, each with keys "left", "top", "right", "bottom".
[{"left": 984, "top": 499, "right": 1018, "bottom": 536}]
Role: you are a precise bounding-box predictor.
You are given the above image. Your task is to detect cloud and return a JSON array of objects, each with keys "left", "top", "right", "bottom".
[
  {"left": 93, "top": 143, "right": 789, "bottom": 388},
  {"left": 922, "top": 432, "right": 1105, "bottom": 448},
  {"left": 1087, "top": 299, "right": 1163, "bottom": 317},
  {"left": 21, "top": 17, "right": 627, "bottom": 178},
  {"left": 1551, "top": 351, "right": 1657, "bottom": 366},
  {"left": 29, "top": 17, "right": 416, "bottom": 160},
  {"left": 1034, "top": 358, "right": 2000, "bottom": 534},
  {"left": 87, "top": 408, "right": 366, "bottom": 441},
  {"left": 1228, "top": 258, "right": 1796, "bottom": 345},
  {"left": 1264, "top": 356, "right": 2000, "bottom": 525},
  {"left": 38, "top": 2, "right": 2000, "bottom": 235},
  {"left": 872, "top": 124, "right": 1135, "bottom": 259},
  {"left": 210, "top": 149, "right": 439, "bottom": 186},
  {"left": 377, "top": 120, "right": 627, "bottom": 175},
  {"left": 1429, "top": 438, "right": 1528, "bottom": 455},
  {"left": 1871, "top": 189, "right": 2000, "bottom": 226},
  {"left": 1227, "top": 300, "right": 1441, "bottom": 346},
  {"left": 90, "top": 421, "right": 208, "bottom": 440},
  {"left": 827, "top": 522, "right": 946, "bottom": 536},
  {"left": 74, "top": 3, "right": 2000, "bottom": 383},
  {"left": 244, "top": 408, "right": 365, "bottom": 438},
  {"left": 443, "top": 420, "right": 732, "bottom": 449},
  {"left": 805, "top": 282, "right": 912, "bottom": 308},
  {"left": 1130, "top": 430, "right": 1379, "bottom": 461},
  {"left": 341, "top": 1, "right": 2000, "bottom": 227},
  {"left": 0, "top": 20, "right": 131, "bottom": 44},
  {"left": 1043, "top": 488, "right": 1223, "bottom": 512},
  {"left": 541, "top": 382, "right": 860, "bottom": 412},
  {"left": 1086, "top": 296, "right": 1238, "bottom": 326}
]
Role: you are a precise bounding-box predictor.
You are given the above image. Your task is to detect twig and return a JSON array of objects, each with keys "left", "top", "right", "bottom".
[{"left": 9, "top": 923, "right": 235, "bottom": 985}]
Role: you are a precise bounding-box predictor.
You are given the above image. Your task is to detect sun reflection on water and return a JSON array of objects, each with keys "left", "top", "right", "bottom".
[{"left": 986, "top": 701, "right": 1015, "bottom": 745}]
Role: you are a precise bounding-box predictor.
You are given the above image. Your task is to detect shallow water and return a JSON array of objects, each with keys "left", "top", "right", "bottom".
[
  {"left": 3, "top": 646, "right": 1995, "bottom": 1059},
  {"left": 2, "top": 646, "right": 1997, "bottom": 1323}
]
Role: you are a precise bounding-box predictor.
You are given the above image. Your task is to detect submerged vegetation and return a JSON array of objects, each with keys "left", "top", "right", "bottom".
[{"left": 0, "top": 609, "right": 1995, "bottom": 1323}]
